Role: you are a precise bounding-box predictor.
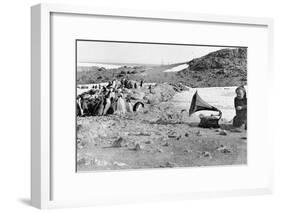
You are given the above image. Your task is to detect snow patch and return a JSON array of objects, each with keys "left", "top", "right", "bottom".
[{"left": 163, "top": 64, "right": 189, "bottom": 72}]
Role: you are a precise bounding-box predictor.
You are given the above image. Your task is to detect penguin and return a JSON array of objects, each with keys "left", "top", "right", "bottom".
[
  {"left": 103, "top": 91, "right": 115, "bottom": 115},
  {"left": 106, "top": 96, "right": 116, "bottom": 115},
  {"left": 140, "top": 80, "right": 143, "bottom": 87},
  {"left": 76, "top": 97, "right": 83, "bottom": 116},
  {"left": 97, "top": 97, "right": 105, "bottom": 116},
  {"left": 115, "top": 94, "right": 126, "bottom": 115},
  {"left": 133, "top": 101, "right": 145, "bottom": 112},
  {"left": 125, "top": 99, "right": 133, "bottom": 113}
]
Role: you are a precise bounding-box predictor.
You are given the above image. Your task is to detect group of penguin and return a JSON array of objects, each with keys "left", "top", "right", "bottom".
[{"left": 77, "top": 79, "right": 144, "bottom": 117}]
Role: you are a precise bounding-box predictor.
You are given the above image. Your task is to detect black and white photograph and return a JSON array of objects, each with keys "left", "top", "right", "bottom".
[{"left": 76, "top": 40, "right": 247, "bottom": 172}]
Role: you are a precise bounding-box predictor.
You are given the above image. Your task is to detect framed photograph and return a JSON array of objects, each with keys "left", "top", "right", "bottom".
[{"left": 31, "top": 3, "right": 274, "bottom": 209}]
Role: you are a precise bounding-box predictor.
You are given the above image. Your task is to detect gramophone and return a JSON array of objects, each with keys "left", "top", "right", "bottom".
[{"left": 189, "top": 91, "right": 222, "bottom": 128}]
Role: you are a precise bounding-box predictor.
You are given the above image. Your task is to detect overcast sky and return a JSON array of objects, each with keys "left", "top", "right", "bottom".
[{"left": 77, "top": 41, "right": 229, "bottom": 65}]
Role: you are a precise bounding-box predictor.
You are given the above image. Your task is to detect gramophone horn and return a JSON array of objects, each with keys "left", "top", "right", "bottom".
[{"left": 189, "top": 91, "right": 220, "bottom": 116}]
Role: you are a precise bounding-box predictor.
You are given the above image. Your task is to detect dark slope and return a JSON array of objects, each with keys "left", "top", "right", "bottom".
[{"left": 176, "top": 48, "right": 247, "bottom": 87}]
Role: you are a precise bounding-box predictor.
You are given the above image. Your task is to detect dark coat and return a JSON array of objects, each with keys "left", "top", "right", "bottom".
[{"left": 233, "top": 97, "right": 247, "bottom": 127}]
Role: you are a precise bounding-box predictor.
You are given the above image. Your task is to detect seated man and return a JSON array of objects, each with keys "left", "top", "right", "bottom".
[{"left": 233, "top": 86, "right": 247, "bottom": 129}]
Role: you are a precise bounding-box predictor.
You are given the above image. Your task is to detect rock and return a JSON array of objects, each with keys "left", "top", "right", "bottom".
[
  {"left": 77, "top": 157, "right": 86, "bottom": 166},
  {"left": 133, "top": 143, "right": 143, "bottom": 151},
  {"left": 77, "top": 139, "right": 87, "bottom": 149},
  {"left": 84, "top": 159, "right": 91, "bottom": 166},
  {"left": 113, "top": 161, "right": 127, "bottom": 167},
  {"left": 220, "top": 148, "right": 231, "bottom": 154},
  {"left": 138, "top": 132, "right": 151, "bottom": 136},
  {"left": 156, "top": 148, "right": 163, "bottom": 153},
  {"left": 77, "top": 155, "right": 93, "bottom": 166},
  {"left": 196, "top": 131, "right": 202, "bottom": 136},
  {"left": 170, "top": 83, "right": 189, "bottom": 92},
  {"left": 216, "top": 145, "right": 231, "bottom": 153},
  {"left": 91, "top": 158, "right": 110, "bottom": 167},
  {"left": 203, "top": 151, "right": 211, "bottom": 157},
  {"left": 77, "top": 124, "right": 82, "bottom": 132},
  {"left": 160, "top": 162, "right": 176, "bottom": 168},
  {"left": 184, "top": 148, "right": 192, "bottom": 153},
  {"left": 154, "top": 131, "right": 162, "bottom": 136},
  {"left": 145, "top": 140, "right": 153, "bottom": 144},
  {"left": 123, "top": 142, "right": 129, "bottom": 147},
  {"left": 163, "top": 142, "right": 169, "bottom": 147},
  {"left": 185, "top": 132, "right": 189, "bottom": 137},
  {"left": 219, "top": 130, "right": 227, "bottom": 136},
  {"left": 168, "top": 131, "right": 177, "bottom": 138},
  {"left": 176, "top": 135, "right": 182, "bottom": 140},
  {"left": 129, "top": 132, "right": 151, "bottom": 136},
  {"left": 112, "top": 137, "right": 124, "bottom": 147},
  {"left": 201, "top": 151, "right": 212, "bottom": 158},
  {"left": 143, "top": 109, "right": 149, "bottom": 114},
  {"left": 231, "top": 128, "right": 242, "bottom": 133},
  {"left": 221, "top": 148, "right": 231, "bottom": 153},
  {"left": 217, "top": 145, "right": 225, "bottom": 150}
]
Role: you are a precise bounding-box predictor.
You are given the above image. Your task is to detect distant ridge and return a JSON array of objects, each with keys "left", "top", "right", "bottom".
[{"left": 77, "top": 48, "right": 247, "bottom": 87}]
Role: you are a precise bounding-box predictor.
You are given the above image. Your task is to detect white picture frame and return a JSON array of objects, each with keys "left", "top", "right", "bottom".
[{"left": 31, "top": 3, "right": 274, "bottom": 209}]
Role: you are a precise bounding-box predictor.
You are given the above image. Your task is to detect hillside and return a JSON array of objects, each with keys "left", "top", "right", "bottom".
[
  {"left": 176, "top": 48, "right": 247, "bottom": 87},
  {"left": 77, "top": 47, "right": 247, "bottom": 87}
]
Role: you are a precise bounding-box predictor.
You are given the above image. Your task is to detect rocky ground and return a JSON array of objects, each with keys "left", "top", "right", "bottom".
[{"left": 77, "top": 95, "right": 247, "bottom": 172}]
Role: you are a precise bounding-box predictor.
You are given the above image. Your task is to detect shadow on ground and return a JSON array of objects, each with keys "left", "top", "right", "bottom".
[{"left": 18, "top": 198, "right": 31, "bottom": 207}]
